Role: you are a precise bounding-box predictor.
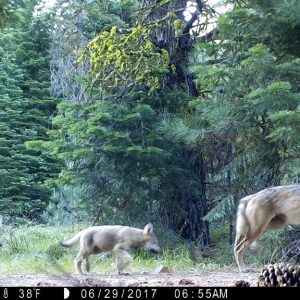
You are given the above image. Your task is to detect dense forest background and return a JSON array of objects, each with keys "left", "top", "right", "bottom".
[{"left": 1, "top": 0, "right": 300, "bottom": 258}]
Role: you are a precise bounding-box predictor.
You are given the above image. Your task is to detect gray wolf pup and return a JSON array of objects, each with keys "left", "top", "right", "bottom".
[
  {"left": 61, "top": 223, "right": 162, "bottom": 274},
  {"left": 234, "top": 185, "right": 300, "bottom": 272}
]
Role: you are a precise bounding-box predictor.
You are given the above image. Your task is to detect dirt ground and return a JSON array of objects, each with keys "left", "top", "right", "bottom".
[{"left": 0, "top": 269, "right": 259, "bottom": 287}]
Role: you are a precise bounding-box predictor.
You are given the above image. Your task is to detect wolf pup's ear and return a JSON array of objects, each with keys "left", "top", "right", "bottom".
[{"left": 143, "top": 223, "right": 153, "bottom": 236}]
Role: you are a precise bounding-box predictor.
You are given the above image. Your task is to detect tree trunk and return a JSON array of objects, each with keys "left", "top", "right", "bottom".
[
  {"left": 142, "top": 0, "right": 209, "bottom": 244},
  {"left": 142, "top": 0, "right": 210, "bottom": 245},
  {"left": 142, "top": 0, "right": 200, "bottom": 95}
]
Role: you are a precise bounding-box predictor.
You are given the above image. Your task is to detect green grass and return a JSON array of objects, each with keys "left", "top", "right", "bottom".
[
  {"left": 0, "top": 224, "right": 234, "bottom": 274},
  {"left": 0, "top": 224, "right": 83, "bottom": 274},
  {"left": 0, "top": 224, "right": 289, "bottom": 275}
]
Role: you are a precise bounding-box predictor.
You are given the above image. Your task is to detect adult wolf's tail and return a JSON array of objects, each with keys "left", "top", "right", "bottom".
[{"left": 60, "top": 232, "right": 82, "bottom": 247}]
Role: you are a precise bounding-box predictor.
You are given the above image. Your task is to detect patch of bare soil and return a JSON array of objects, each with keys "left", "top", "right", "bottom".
[{"left": 0, "top": 270, "right": 259, "bottom": 287}]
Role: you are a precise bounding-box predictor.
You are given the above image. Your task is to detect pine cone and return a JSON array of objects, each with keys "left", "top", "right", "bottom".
[
  {"left": 258, "top": 263, "right": 300, "bottom": 287},
  {"left": 234, "top": 280, "right": 250, "bottom": 287},
  {"left": 257, "top": 275, "right": 268, "bottom": 287}
]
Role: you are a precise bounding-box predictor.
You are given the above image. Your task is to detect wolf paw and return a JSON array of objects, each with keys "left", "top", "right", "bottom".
[{"left": 118, "top": 272, "right": 130, "bottom": 276}]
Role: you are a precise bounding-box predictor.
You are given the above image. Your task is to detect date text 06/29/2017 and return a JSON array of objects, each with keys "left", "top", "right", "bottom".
[{"left": 79, "top": 288, "right": 228, "bottom": 299}]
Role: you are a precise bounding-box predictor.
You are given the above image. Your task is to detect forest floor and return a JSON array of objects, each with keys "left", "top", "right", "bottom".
[{"left": 0, "top": 269, "right": 259, "bottom": 287}]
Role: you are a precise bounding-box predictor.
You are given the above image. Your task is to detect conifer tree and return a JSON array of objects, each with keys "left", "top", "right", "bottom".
[{"left": 0, "top": 1, "right": 61, "bottom": 220}]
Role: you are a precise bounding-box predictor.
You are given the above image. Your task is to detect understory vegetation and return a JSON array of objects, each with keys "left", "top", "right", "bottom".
[{"left": 0, "top": 224, "right": 293, "bottom": 274}]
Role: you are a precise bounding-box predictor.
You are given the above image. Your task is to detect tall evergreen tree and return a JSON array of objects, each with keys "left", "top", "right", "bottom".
[{"left": 0, "top": 1, "right": 61, "bottom": 220}]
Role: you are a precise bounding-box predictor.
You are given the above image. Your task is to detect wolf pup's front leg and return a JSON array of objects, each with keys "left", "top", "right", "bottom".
[{"left": 113, "top": 245, "right": 133, "bottom": 275}]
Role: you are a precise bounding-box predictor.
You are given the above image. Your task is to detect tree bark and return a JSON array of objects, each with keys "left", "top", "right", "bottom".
[
  {"left": 142, "top": 0, "right": 201, "bottom": 95},
  {"left": 143, "top": 0, "right": 210, "bottom": 244}
]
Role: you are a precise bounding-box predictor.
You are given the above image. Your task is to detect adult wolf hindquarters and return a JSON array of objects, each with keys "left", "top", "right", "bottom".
[
  {"left": 61, "top": 223, "right": 162, "bottom": 274},
  {"left": 234, "top": 185, "right": 300, "bottom": 272}
]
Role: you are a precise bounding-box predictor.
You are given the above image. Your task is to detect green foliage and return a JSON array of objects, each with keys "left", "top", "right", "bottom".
[
  {"left": 0, "top": 0, "right": 16, "bottom": 27},
  {"left": 4, "top": 231, "right": 30, "bottom": 255},
  {"left": 202, "top": 196, "right": 234, "bottom": 224},
  {"left": 45, "top": 243, "right": 65, "bottom": 260},
  {"left": 254, "top": 230, "right": 290, "bottom": 266},
  {"left": 35, "top": 94, "right": 170, "bottom": 223},
  {"left": 81, "top": 24, "right": 170, "bottom": 95},
  {"left": 42, "top": 185, "right": 89, "bottom": 225},
  {"left": 0, "top": 1, "right": 61, "bottom": 219}
]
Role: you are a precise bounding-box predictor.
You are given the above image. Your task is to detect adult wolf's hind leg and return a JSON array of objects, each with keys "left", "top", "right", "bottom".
[
  {"left": 74, "top": 253, "right": 83, "bottom": 274},
  {"left": 75, "top": 250, "right": 90, "bottom": 274},
  {"left": 234, "top": 202, "right": 251, "bottom": 272},
  {"left": 234, "top": 234, "right": 248, "bottom": 272},
  {"left": 235, "top": 219, "right": 271, "bottom": 272}
]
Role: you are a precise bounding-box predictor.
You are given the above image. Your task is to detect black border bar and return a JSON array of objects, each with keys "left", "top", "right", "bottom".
[{"left": 0, "top": 286, "right": 299, "bottom": 300}]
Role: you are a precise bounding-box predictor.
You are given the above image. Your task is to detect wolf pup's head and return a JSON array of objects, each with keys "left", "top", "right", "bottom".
[{"left": 142, "top": 223, "right": 163, "bottom": 254}]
